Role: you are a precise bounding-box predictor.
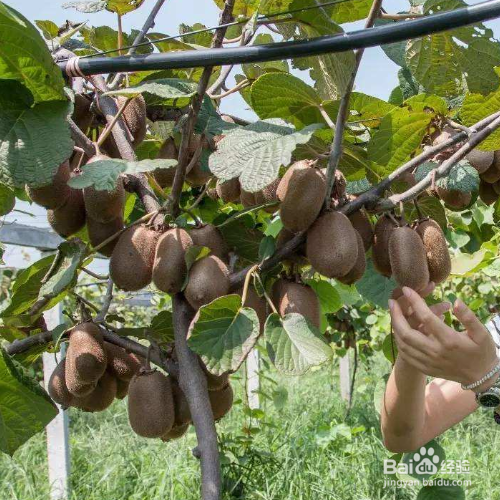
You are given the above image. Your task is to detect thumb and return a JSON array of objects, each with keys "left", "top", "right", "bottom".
[{"left": 454, "top": 299, "right": 488, "bottom": 343}]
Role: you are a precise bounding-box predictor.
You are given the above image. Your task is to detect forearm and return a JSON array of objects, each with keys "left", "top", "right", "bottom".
[{"left": 381, "top": 356, "right": 427, "bottom": 453}]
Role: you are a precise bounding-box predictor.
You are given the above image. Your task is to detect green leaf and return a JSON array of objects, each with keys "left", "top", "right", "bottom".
[
  {"left": 106, "top": 0, "right": 145, "bottom": 14},
  {"left": 417, "top": 485, "right": 465, "bottom": 500},
  {"left": 306, "top": 280, "right": 342, "bottom": 314},
  {"left": 404, "top": 94, "right": 448, "bottom": 115},
  {"left": 272, "top": 385, "right": 288, "bottom": 410},
  {"left": 0, "top": 184, "right": 15, "bottom": 215},
  {"left": 265, "top": 312, "right": 333, "bottom": 375},
  {"left": 195, "top": 96, "right": 239, "bottom": 137},
  {"left": 404, "top": 195, "right": 447, "bottom": 229},
  {"left": 382, "top": 334, "right": 398, "bottom": 364},
  {"left": 258, "top": 236, "right": 275, "bottom": 261},
  {"left": 218, "top": 219, "right": 262, "bottom": 262},
  {"left": 347, "top": 92, "right": 396, "bottom": 127},
  {"left": 242, "top": 34, "right": 289, "bottom": 80},
  {"left": 375, "top": 19, "right": 407, "bottom": 67},
  {"left": 0, "top": 349, "right": 58, "bottom": 455},
  {"left": 209, "top": 119, "right": 320, "bottom": 192},
  {"left": 150, "top": 310, "right": 174, "bottom": 343},
  {"left": 326, "top": 0, "right": 372, "bottom": 23},
  {"left": 63, "top": 1, "right": 107, "bottom": 13},
  {"left": 188, "top": 295, "right": 261, "bottom": 375},
  {"left": 0, "top": 3, "right": 66, "bottom": 102},
  {"left": 68, "top": 158, "right": 175, "bottom": 190},
  {"left": 104, "top": 78, "right": 198, "bottom": 107},
  {"left": 35, "top": 20, "right": 59, "bottom": 40},
  {"left": 402, "top": 440, "right": 445, "bottom": 481},
  {"left": 451, "top": 248, "right": 488, "bottom": 275},
  {"left": 0, "top": 80, "right": 73, "bottom": 188},
  {"left": 356, "top": 259, "right": 397, "bottom": 309},
  {"left": 179, "top": 23, "right": 213, "bottom": 47},
  {"left": 367, "top": 107, "right": 433, "bottom": 180},
  {"left": 416, "top": 161, "right": 479, "bottom": 194}
]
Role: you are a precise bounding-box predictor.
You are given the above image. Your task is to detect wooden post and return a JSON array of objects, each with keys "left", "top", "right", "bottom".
[
  {"left": 339, "top": 354, "right": 351, "bottom": 402},
  {"left": 42, "top": 303, "right": 70, "bottom": 500},
  {"left": 246, "top": 348, "right": 260, "bottom": 410}
]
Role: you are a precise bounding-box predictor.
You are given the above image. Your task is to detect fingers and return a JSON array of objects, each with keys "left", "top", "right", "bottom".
[
  {"left": 453, "top": 299, "right": 489, "bottom": 343},
  {"left": 407, "top": 302, "right": 451, "bottom": 330},
  {"left": 394, "top": 282, "right": 435, "bottom": 317}
]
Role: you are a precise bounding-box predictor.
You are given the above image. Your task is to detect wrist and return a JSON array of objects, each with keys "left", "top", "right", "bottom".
[
  {"left": 462, "top": 356, "right": 500, "bottom": 393},
  {"left": 472, "top": 370, "right": 500, "bottom": 394}
]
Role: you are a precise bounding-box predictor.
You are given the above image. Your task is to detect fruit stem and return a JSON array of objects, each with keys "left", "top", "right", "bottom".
[
  {"left": 241, "top": 265, "right": 259, "bottom": 307},
  {"left": 254, "top": 274, "right": 278, "bottom": 315}
]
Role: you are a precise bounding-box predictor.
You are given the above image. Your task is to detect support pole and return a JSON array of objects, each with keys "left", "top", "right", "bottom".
[
  {"left": 246, "top": 349, "right": 260, "bottom": 410},
  {"left": 339, "top": 354, "right": 351, "bottom": 402}
]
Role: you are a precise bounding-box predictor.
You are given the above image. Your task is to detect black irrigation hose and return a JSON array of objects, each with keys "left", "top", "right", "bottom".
[{"left": 58, "top": 0, "right": 500, "bottom": 76}]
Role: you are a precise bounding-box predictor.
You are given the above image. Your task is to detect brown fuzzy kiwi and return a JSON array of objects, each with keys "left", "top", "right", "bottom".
[
  {"left": 467, "top": 149, "right": 494, "bottom": 174},
  {"left": 242, "top": 179, "right": 281, "bottom": 214},
  {"left": 154, "top": 138, "right": 178, "bottom": 188},
  {"left": 306, "top": 211, "right": 358, "bottom": 278},
  {"left": 189, "top": 224, "right": 228, "bottom": 261},
  {"left": 171, "top": 380, "right": 191, "bottom": 426},
  {"left": 161, "top": 423, "right": 189, "bottom": 442},
  {"left": 277, "top": 160, "right": 327, "bottom": 232},
  {"left": 436, "top": 187, "right": 472, "bottom": 209},
  {"left": 104, "top": 342, "right": 143, "bottom": 381},
  {"left": 27, "top": 161, "right": 71, "bottom": 210},
  {"left": 74, "top": 371, "right": 117, "bottom": 412},
  {"left": 271, "top": 279, "right": 320, "bottom": 328},
  {"left": 186, "top": 162, "right": 212, "bottom": 187},
  {"left": 240, "top": 189, "right": 257, "bottom": 208},
  {"left": 432, "top": 126, "right": 457, "bottom": 145},
  {"left": 480, "top": 151, "right": 500, "bottom": 183},
  {"left": 348, "top": 210, "right": 374, "bottom": 251},
  {"left": 389, "top": 226, "right": 430, "bottom": 292},
  {"left": 115, "top": 378, "right": 130, "bottom": 400},
  {"left": 216, "top": 178, "right": 241, "bottom": 203},
  {"left": 199, "top": 358, "right": 230, "bottom": 392},
  {"left": 479, "top": 180, "right": 498, "bottom": 205},
  {"left": 87, "top": 215, "right": 123, "bottom": 257},
  {"left": 185, "top": 255, "right": 230, "bottom": 310},
  {"left": 83, "top": 155, "right": 125, "bottom": 223},
  {"left": 73, "top": 94, "right": 93, "bottom": 134},
  {"left": 65, "top": 322, "right": 107, "bottom": 389},
  {"left": 48, "top": 359, "right": 74, "bottom": 407},
  {"left": 47, "top": 187, "right": 86, "bottom": 238},
  {"left": 153, "top": 228, "right": 193, "bottom": 294},
  {"left": 337, "top": 231, "right": 366, "bottom": 285},
  {"left": 237, "top": 285, "right": 268, "bottom": 334},
  {"left": 209, "top": 383, "right": 234, "bottom": 421},
  {"left": 110, "top": 225, "right": 159, "bottom": 291},
  {"left": 128, "top": 370, "right": 175, "bottom": 438},
  {"left": 372, "top": 215, "right": 400, "bottom": 277},
  {"left": 416, "top": 219, "right": 451, "bottom": 285}
]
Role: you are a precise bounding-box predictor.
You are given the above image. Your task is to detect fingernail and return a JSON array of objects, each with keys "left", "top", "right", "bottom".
[
  {"left": 388, "top": 299, "right": 395, "bottom": 310},
  {"left": 455, "top": 299, "right": 465, "bottom": 311},
  {"left": 443, "top": 301, "right": 451, "bottom": 311},
  {"left": 402, "top": 287, "right": 412, "bottom": 298}
]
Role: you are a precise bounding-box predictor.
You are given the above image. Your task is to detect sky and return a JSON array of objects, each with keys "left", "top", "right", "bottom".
[{"left": 3, "top": 0, "right": 500, "bottom": 270}]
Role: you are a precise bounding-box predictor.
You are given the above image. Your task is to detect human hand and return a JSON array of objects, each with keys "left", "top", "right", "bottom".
[{"left": 389, "top": 287, "right": 499, "bottom": 390}]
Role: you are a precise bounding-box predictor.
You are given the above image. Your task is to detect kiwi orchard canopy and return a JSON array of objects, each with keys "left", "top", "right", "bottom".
[{"left": 3, "top": 0, "right": 500, "bottom": 499}]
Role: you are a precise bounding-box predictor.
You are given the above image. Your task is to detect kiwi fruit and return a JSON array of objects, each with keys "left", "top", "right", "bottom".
[
  {"left": 337, "top": 231, "right": 366, "bottom": 285},
  {"left": 348, "top": 210, "right": 374, "bottom": 251},
  {"left": 467, "top": 149, "right": 494, "bottom": 174},
  {"left": 116, "top": 378, "right": 130, "bottom": 400},
  {"left": 87, "top": 215, "right": 123, "bottom": 257},
  {"left": 110, "top": 225, "right": 159, "bottom": 291},
  {"left": 186, "top": 162, "right": 212, "bottom": 187},
  {"left": 48, "top": 359, "right": 74, "bottom": 407},
  {"left": 128, "top": 370, "right": 175, "bottom": 438},
  {"left": 372, "top": 215, "right": 400, "bottom": 277},
  {"left": 65, "top": 322, "right": 107, "bottom": 388},
  {"left": 416, "top": 219, "right": 451, "bottom": 284},
  {"left": 104, "top": 342, "right": 143, "bottom": 381},
  {"left": 47, "top": 187, "right": 86, "bottom": 238},
  {"left": 154, "top": 138, "right": 178, "bottom": 188},
  {"left": 209, "top": 383, "right": 234, "bottom": 421},
  {"left": 216, "top": 178, "right": 241, "bottom": 203},
  {"left": 389, "top": 226, "right": 430, "bottom": 292},
  {"left": 479, "top": 180, "right": 498, "bottom": 205},
  {"left": 74, "top": 371, "right": 117, "bottom": 412},
  {"left": 161, "top": 423, "right": 189, "bottom": 442},
  {"left": 199, "top": 358, "right": 230, "bottom": 392},
  {"left": 185, "top": 255, "right": 230, "bottom": 310},
  {"left": 171, "top": 380, "right": 191, "bottom": 426},
  {"left": 189, "top": 224, "right": 228, "bottom": 261},
  {"left": 73, "top": 93, "right": 93, "bottom": 134},
  {"left": 241, "top": 179, "right": 281, "bottom": 213},
  {"left": 306, "top": 211, "right": 358, "bottom": 278},
  {"left": 27, "top": 161, "right": 71, "bottom": 209},
  {"left": 271, "top": 279, "right": 321, "bottom": 328},
  {"left": 83, "top": 155, "right": 125, "bottom": 223},
  {"left": 153, "top": 228, "right": 193, "bottom": 294},
  {"left": 237, "top": 285, "right": 268, "bottom": 334},
  {"left": 277, "top": 160, "right": 327, "bottom": 232},
  {"left": 436, "top": 187, "right": 472, "bottom": 210},
  {"left": 432, "top": 126, "right": 457, "bottom": 145}
]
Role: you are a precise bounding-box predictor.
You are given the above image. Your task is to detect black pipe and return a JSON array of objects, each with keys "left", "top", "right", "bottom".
[{"left": 59, "top": 0, "right": 500, "bottom": 76}]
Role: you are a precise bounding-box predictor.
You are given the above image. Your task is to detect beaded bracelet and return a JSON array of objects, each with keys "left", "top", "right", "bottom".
[{"left": 461, "top": 359, "right": 500, "bottom": 391}]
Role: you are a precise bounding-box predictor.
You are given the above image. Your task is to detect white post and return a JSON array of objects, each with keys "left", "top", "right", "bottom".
[
  {"left": 339, "top": 354, "right": 351, "bottom": 402},
  {"left": 42, "top": 303, "right": 70, "bottom": 500},
  {"left": 246, "top": 348, "right": 260, "bottom": 410}
]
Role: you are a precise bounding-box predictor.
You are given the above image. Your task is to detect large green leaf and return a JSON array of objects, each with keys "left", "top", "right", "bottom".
[
  {"left": 0, "top": 184, "right": 15, "bottom": 215},
  {"left": 0, "top": 2, "right": 66, "bottom": 102},
  {"left": 208, "top": 119, "right": 320, "bottom": 192},
  {"left": 188, "top": 295, "right": 260, "bottom": 376},
  {"left": 347, "top": 92, "right": 396, "bottom": 127},
  {"left": 305, "top": 280, "right": 342, "bottom": 314},
  {"left": 0, "top": 80, "right": 73, "bottom": 188},
  {"left": 218, "top": 219, "right": 262, "bottom": 262},
  {"left": 68, "top": 158, "right": 176, "bottom": 190},
  {"left": 265, "top": 312, "right": 333, "bottom": 375},
  {"left": 356, "top": 259, "right": 397, "bottom": 309},
  {"left": 106, "top": 0, "right": 145, "bottom": 14},
  {"left": 0, "top": 349, "right": 58, "bottom": 456},
  {"left": 404, "top": 195, "right": 447, "bottom": 229},
  {"left": 195, "top": 97, "right": 239, "bottom": 137},
  {"left": 64, "top": 0, "right": 144, "bottom": 14},
  {"left": 250, "top": 72, "right": 323, "bottom": 129}
]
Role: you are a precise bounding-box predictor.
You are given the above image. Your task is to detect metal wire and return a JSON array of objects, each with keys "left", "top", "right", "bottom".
[
  {"left": 58, "top": 0, "right": 354, "bottom": 61},
  {"left": 57, "top": 0, "right": 500, "bottom": 76}
]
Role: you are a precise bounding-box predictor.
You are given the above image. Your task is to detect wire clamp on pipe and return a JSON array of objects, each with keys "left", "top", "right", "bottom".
[{"left": 65, "top": 57, "right": 86, "bottom": 78}]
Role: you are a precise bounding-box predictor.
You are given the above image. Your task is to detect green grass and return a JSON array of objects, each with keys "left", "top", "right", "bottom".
[{"left": 1, "top": 358, "right": 498, "bottom": 500}]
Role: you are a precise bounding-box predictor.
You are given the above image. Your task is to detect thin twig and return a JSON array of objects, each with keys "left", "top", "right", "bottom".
[
  {"left": 95, "top": 279, "right": 114, "bottom": 322},
  {"left": 81, "top": 267, "right": 109, "bottom": 280},
  {"left": 187, "top": 184, "right": 210, "bottom": 211},
  {"left": 318, "top": 104, "right": 335, "bottom": 130},
  {"left": 69, "top": 117, "right": 96, "bottom": 157},
  {"left": 241, "top": 265, "right": 259, "bottom": 306},
  {"left": 208, "top": 79, "right": 250, "bottom": 100},
  {"left": 96, "top": 97, "right": 132, "bottom": 147},
  {"left": 446, "top": 118, "right": 472, "bottom": 135},
  {"left": 216, "top": 202, "right": 279, "bottom": 228}
]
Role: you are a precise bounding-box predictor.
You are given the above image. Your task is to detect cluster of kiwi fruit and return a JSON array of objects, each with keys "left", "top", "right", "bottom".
[
  {"left": 48, "top": 322, "right": 143, "bottom": 412},
  {"left": 372, "top": 215, "right": 451, "bottom": 290}
]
